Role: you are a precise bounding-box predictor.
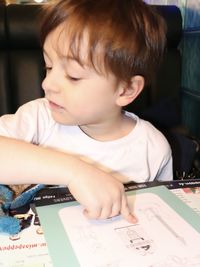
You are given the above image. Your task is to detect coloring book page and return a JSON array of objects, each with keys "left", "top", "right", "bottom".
[
  {"left": 36, "top": 186, "right": 200, "bottom": 267},
  {"left": 58, "top": 192, "right": 200, "bottom": 267}
]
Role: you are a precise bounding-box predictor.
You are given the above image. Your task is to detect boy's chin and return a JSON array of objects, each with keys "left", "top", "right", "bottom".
[{"left": 51, "top": 113, "right": 77, "bottom": 126}]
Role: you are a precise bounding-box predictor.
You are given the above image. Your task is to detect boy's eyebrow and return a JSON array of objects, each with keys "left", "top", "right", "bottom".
[
  {"left": 43, "top": 49, "right": 54, "bottom": 63},
  {"left": 43, "top": 48, "right": 86, "bottom": 68},
  {"left": 64, "top": 55, "right": 87, "bottom": 68}
]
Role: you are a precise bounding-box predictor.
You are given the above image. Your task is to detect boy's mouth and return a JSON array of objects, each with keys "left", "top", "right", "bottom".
[{"left": 48, "top": 100, "right": 64, "bottom": 110}]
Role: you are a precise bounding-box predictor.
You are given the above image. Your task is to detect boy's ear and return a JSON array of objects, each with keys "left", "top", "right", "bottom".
[{"left": 116, "top": 75, "right": 144, "bottom": 107}]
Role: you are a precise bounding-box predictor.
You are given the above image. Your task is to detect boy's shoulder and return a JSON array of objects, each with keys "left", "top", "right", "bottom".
[
  {"left": 18, "top": 98, "right": 50, "bottom": 117},
  {"left": 21, "top": 98, "right": 48, "bottom": 108},
  {"left": 126, "top": 111, "right": 171, "bottom": 151}
]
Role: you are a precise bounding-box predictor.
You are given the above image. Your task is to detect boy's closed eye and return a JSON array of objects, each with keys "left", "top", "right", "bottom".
[{"left": 66, "top": 74, "right": 81, "bottom": 82}]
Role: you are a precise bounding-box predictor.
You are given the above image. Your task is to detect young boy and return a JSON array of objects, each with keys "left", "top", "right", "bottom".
[{"left": 0, "top": 0, "right": 172, "bottom": 222}]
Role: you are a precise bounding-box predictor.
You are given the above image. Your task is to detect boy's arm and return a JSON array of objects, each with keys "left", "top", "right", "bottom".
[{"left": 0, "top": 135, "right": 136, "bottom": 223}]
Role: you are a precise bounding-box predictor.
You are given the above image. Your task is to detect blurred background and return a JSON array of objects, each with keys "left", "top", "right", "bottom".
[{"left": 145, "top": 0, "right": 200, "bottom": 139}]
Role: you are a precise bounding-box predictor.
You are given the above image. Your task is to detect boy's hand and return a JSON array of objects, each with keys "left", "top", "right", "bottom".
[
  {"left": 84, "top": 193, "right": 137, "bottom": 224},
  {"left": 67, "top": 169, "right": 137, "bottom": 223}
]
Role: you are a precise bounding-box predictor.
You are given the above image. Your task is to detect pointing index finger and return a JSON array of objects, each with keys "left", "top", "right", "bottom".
[{"left": 121, "top": 194, "right": 138, "bottom": 224}]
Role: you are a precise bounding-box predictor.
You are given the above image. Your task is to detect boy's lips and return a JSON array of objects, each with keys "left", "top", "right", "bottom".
[{"left": 48, "top": 100, "right": 64, "bottom": 110}]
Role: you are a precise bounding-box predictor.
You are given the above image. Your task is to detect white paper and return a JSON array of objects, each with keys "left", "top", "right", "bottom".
[{"left": 59, "top": 193, "right": 200, "bottom": 267}]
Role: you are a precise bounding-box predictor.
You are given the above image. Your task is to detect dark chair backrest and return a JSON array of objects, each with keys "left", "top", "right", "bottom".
[
  {"left": 126, "top": 5, "right": 182, "bottom": 130},
  {"left": 0, "top": 4, "right": 9, "bottom": 114},
  {"left": 0, "top": 4, "right": 44, "bottom": 115}
]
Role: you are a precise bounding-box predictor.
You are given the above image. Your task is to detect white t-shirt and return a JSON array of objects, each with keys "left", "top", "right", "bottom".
[{"left": 0, "top": 98, "right": 173, "bottom": 183}]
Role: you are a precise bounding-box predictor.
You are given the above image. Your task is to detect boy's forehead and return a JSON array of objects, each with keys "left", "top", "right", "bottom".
[
  {"left": 45, "top": 24, "right": 106, "bottom": 72},
  {"left": 46, "top": 24, "right": 89, "bottom": 63}
]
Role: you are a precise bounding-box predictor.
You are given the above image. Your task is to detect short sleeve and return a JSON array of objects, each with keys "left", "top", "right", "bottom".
[
  {"left": 0, "top": 98, "right": 53, "bottom": 144},
  {"left": 156, "top": 152, "right": 173, "bottom": 181}
]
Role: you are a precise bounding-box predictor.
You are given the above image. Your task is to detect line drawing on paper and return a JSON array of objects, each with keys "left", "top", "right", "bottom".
[
  {"left": 114, "top": 224, "right": 155, "bottom": 255},
  {"left": 58, "top": 192, "right": 200, "bottom": 267}
]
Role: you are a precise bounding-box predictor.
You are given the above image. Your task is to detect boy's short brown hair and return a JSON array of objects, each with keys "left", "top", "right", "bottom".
[{"left": 40, "top": 0, "right": 166, "bottom": 85}]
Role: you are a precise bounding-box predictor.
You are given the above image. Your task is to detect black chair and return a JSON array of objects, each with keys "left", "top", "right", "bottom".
[{"left": 0, "top": 4, "right": 44, "bottom": 115}]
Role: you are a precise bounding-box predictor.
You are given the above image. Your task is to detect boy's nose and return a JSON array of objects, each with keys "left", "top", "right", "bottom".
[{"left": 42, "top": 73, "right": 60, "bottom": 94}]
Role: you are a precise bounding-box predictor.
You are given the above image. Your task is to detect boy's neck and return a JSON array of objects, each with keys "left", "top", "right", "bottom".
[{"left": 79, "top": 112, "right": 136, "bottom": 142}]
